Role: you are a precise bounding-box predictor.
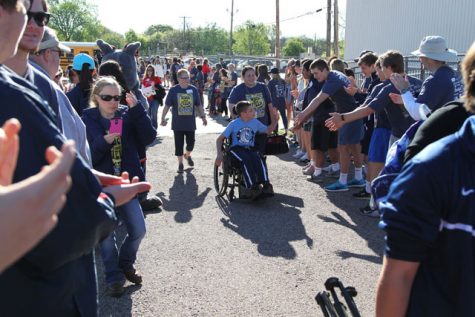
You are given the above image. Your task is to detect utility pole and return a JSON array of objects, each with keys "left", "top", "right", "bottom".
[
  {"left": 333, "top": 0, "right": 339, "bottom": 57},
  {"left": 275, "top": 0, "right": 280, "bottom": 68},
  {"left": 179, "top": 16, "right": 190, "bottom": 53},
  {"left": 326, "top": 0, "right": 332, "bottom": 57},
  {"left": 229, "top": 0, "right": 235, "bottom": 57}
]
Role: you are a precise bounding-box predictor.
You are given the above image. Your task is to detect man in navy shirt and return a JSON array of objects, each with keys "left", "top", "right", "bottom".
[
  {"left": 376, "top": 112, "right": 475, "bottom": 316},
  {"left": 294, "top": 59, "right": 364, "bottom": 192},
  {"left": 391, "top": 36, "right": 463, "bottom": 120}
]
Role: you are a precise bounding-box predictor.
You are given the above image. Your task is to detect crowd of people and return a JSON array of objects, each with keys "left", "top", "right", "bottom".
[{"left": 1, "top": 0, "right": 474, "bottom": 316}]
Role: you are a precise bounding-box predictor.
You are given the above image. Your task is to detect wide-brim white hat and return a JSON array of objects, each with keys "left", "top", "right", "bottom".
[{"left": 411, "top": 35, "right": 457, "bottom": 62}]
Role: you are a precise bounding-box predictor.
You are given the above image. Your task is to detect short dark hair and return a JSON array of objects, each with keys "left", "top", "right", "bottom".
[
  {"left": 380, "top": 50, "right": 404, "bottom": 74},
  {"left": 310, "top": 59, "right": 329, "bottom": 71},
  {"left": 235, "top": 101, "right": 252, "bottom": 116},
  {"left": 241, "top": 66, "right": 255, "bottom": 77},
  {"left": 302, "top": 59, "right": 313, "bottom": 71},
  {"left": 358, "top": 52, "right": 378, "bottom": 66}
]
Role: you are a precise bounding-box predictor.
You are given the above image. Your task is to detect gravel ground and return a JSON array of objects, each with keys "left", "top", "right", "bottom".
[{"left": 97, "top": 119, "right": 385, "bottom": 317}]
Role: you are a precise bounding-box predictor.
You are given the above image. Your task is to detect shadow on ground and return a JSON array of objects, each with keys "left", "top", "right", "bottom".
[
  {"left": 216, "top": 193, "right": 313, "bottom": 259},
  {"left": 159, "top": 171, "right": 211, "bottom": 223}
]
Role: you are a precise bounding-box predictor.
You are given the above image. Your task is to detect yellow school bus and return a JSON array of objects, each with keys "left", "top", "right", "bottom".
[{"left": 59, "top": 42, "right": 100, "bottom": 71}]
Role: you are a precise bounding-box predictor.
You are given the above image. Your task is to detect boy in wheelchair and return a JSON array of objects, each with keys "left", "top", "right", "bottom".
[{"left": 215, "top": 101, "right": 277, "bottom": 199}]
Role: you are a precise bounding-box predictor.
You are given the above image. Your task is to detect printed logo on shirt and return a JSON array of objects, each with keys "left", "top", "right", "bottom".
[
  {"left": 275, "top": 84, "right": 285, "bottom": 98},
  {"left": 177, "top": 93, "right": 193, "bottom": 116},
  {"left": 461, "top": 187, "right": 475, "bottom": 196},
  {"left": 245, "top": 93, "right": 265, "bottom": 118},
  {"left": 236, "top": 127, "right": 255, "bottom": 146}
]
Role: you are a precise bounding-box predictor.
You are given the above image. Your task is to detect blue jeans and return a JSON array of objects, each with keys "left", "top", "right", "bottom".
[
  {"left": 148, "top": 99, "right": 159, "bottom": 129},
  {"left": 100, "top": 198, "right": 146, "bottom": 285}
]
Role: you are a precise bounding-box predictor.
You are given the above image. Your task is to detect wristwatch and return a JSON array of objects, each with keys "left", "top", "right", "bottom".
[{"left": 340, "top": 114, "right": 345, "bottom": 121}]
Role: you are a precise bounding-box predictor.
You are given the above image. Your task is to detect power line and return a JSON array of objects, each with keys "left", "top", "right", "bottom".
[{"left": 265, "top": 8, "right": 325, "bottom": 25}]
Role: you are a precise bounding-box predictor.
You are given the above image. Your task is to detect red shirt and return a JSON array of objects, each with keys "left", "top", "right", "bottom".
[
  {"left": 202, "top": 63, "right": 210, "bottom": 75},
  {"left": 142, "top": 76, "right": 162, "bottom": 101}
]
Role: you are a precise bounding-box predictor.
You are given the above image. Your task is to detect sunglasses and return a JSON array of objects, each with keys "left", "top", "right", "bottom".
[
  {"left": 27, "top": 11, "right": 51, "bottom": 27},
  {"left": 99, "top": 95, "right": 121, "bottom": 102}
]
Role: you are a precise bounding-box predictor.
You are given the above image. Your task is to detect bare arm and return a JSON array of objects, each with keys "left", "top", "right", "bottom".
[
  {"left": 376, "top": 257, "right": 420, "bottom": 317},
  {"left": 294, "top": 92, "right": 330, "bottom": 128},
  {"left": 215, "top": 135, "right": 225, "bottom": 166},
  {"left": 160, "top": 105, "right": 170, "bottom": 126},
  {"left": 325, "top": 105, "right": 375, "bottom": 131}
]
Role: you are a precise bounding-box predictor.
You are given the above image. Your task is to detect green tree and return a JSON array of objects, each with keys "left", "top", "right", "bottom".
[
  {"left": 144, "top": 24, "right": 174, "bottom": 36},
  {"left": 233, "top": 21, "right": 270, "bottom": 56},
  {"left": 189, "top": 24, "right": 228, "bottom": 56},
  {"left": 49, "top": 0, "right": 97, "bottom": 41},
  {"left": 282, "top": 38, "right": 305, "bottom": 57}
]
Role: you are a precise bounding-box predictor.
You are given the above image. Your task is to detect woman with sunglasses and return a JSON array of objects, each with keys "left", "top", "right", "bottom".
[
  {"left": 161, "top": 68, "right": 207, "bottom": 173},
  {"left": 82, "top": 76, "right": 156, "bottom": 297}
]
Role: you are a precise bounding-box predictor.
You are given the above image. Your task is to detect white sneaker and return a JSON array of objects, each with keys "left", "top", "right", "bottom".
[
  {"left": 322, "top": 165, "right": 332, "bottom": 173},
  {"left": 292, "top": 150, "right": 304, "bottom": 159},
  {"left": 299, "top": 153, "right": 309, "bottom": 161}
]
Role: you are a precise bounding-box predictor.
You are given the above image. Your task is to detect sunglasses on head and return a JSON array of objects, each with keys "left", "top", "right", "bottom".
[
  {"left": 27, "top": 11, "right": 51, "bottom": 27},
  {"left": 99, "top": 95, "right": 121, "bottom": 102}
]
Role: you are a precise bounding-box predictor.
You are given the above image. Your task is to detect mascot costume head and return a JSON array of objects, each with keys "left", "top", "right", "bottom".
[{"left": 96, "top": 39, "right": 149, "bottom": 109}]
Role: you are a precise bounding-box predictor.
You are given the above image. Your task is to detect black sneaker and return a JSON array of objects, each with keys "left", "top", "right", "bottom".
[
  {"left": 359, "top": 204, "right": 380, "bottom": 218},
  {"left": 107, "top": 282, "right": 125, "bottom": 297},
  {"left": 177, "top": 163, "right": 184, "bottom": 173},
  {"left": 186, "top": 156, "right": 194, "bottom": 167},
  {"left": 262, "top": 183, "right": 274, "bottom": 198},
  {"left": 140, "top": 196, "right": 162, "bottom": 211},
  {"left": 353, "top": 189, "right": 371, "bottom": 199}
]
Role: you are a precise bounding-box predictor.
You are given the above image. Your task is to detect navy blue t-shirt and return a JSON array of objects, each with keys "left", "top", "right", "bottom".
[
  {"left": 365, "top": 82, "right": 391, "bottom": 129},
  {"left": 416, "top": 65, "right": 464, "bottom": 111},
  {"left": 267, "top": 78, "right": 286, "bottom": 111},
  {"left": 321, "top": 71, "right": 357, "bottom": 113},
  {"left": 304, "top": 78, "right": 335, "bottom": 123},
  {"left": 368, "top": 77, "right": 422, "bottom": 138},
  {"left": 379, "top": 116, "right": 475, "bottom": 316},
  {"left": 228, "top": 82, "right": 273, "bottom": 125},
  {"left": 165, "top": 84, "right": 201, "bottom": 131}
]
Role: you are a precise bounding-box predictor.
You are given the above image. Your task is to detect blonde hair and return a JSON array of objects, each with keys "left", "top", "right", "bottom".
[
  {"left": 177, "top": 68, "right": 189, "bottom": 78},
  {"left": 462, "top": 41, "right": 475, "bottom": 113},
  {"left": 88, "top": 76, "right": 122, "bottom": 108}
]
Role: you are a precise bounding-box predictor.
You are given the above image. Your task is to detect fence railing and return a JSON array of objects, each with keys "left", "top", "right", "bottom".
[{"left": 348, "top": 55, "right": 465, "bottom": 86}]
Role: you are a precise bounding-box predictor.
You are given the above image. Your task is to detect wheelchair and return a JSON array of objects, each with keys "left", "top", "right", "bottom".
[{"left": 213, "top": 138, "right": 244, "bottom": 201}]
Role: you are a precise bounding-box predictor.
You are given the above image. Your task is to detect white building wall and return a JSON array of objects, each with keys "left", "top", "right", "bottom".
[{"left": 345, "top": 0, "right": 475, "bottom": 60}]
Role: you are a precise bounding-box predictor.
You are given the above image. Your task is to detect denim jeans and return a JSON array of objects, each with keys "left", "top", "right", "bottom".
[
  {"left": 100, "top": 198, "right": 146, "bottom": 285},
  {"left": 148, "top": 99, "right": 159, "bottom": 129}
]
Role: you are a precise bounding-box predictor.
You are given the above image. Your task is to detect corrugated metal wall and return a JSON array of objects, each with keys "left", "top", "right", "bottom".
[{"left": 345, "top": 0, "right": 475, "bottom": 60}]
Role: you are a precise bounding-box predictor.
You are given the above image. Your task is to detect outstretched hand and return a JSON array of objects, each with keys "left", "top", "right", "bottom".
[
  {"left": 103, "top": 176, "right": 152, "bottom": 207},
  {"left": 325, "top": 112, "right": 344, "bottom": 131},
  {"left": 390, "top": 73, "right": 410, "bottom": 92},
  {"left": 389, "top": 93, "right": 403, "bottom": 105}
]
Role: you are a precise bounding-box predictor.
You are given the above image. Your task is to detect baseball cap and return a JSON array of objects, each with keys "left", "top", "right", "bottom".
[
  {"left": 38, "top": 27, "right": 71, "bottom": 53},
  {"left": 269, "top": 67, "right": 279, "bottom": 74},
  {"left": 72, "top": 53, "right": 95, "bottom": 71}
]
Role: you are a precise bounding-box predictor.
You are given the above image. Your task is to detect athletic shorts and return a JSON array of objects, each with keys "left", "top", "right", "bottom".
[
  {"left": 311, "top": 121, "right": 338, "bottom": 152},
  {"left": 368, "top": 128, "right": 391, "bottom": 163},
  {"left": 338, "top": 120, "right": 364, "bottom": 145}
]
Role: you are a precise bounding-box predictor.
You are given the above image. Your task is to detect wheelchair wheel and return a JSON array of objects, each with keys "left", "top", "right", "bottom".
[{"left": 214, "top": 163, "right": 228, "bottom": 197}]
